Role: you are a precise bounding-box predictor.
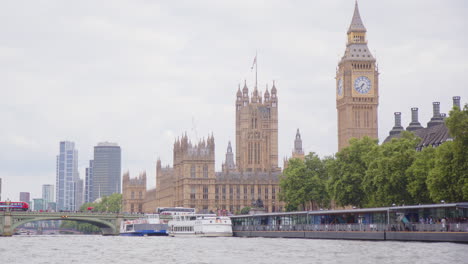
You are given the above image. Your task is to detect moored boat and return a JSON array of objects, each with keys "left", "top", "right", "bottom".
[
  {"left": 120, "top": 214, "right": 168, "bottom": 236},
  {"left": 168, "top": 214, "right": 233, "bottom": 237}
]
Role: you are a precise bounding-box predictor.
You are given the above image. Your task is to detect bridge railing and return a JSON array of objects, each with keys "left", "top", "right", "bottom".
[
  {"left": 388, "top": 223, "right": 468, "bottom": 232},
  {"left": 1, "top": 211, "right": 142, "bottom": 218}
]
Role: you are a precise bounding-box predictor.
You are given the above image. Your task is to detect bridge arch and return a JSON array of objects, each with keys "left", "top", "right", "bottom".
[{"left": 12, "top": 216, "right": 118, "bottom": 235}]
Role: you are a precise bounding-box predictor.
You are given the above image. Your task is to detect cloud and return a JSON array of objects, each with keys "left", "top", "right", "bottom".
[{"left": 0, "top": 0, "right": 467, "bottom": 201}]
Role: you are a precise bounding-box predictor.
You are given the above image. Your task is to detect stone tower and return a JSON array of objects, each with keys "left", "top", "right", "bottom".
[
  {"left": 235, "top": 82, "right": 279, "bottom": 173},
  {"left": 173, "top": 134, "right": 216, "bottom": 212},
  {"left": 292, "top": 128, "right": 305, "bottom": 160},
  {"left": 122, "top": 171, "right": 146, "bottom": 213},
  {"left": 336, "top": 1, "right": 379, "bottom": 151},
  {"left": 222, "top": 141, "right": 236, "bottom": 172}
]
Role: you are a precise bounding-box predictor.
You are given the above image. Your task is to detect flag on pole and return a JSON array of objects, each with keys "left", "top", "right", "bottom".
[{"left": 251, "top": 55, "right": 257, "bottom": 70}]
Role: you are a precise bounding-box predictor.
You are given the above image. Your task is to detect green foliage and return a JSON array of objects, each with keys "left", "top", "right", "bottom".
[
  {"left": 406, "top": 146, "right": 435, "bottom": 204},
  {"left": 364, "top": 132, "right": 419, "bottom": 207},
  {"left": 80, "top": 193, "right": 122, "bottom": 213},
  {"left": 59, "top": 220, "right": 100, "bottom": 234},
  {"left": 427, "top": 104, "right": 468, "bottom": 202},
  {"left": 60, "top": 193, "right": 123, "bottom": 234},
  {"left": 278, "top": 106, "right": 468, "bottom": 210},
  {"left": 280, "top": 153, "right": 329, "bottom": 211},
  {"left": 240, "top": 207, "right": 251, "bottom": 215},
  {"left": 327, "top": 137, "right": 377, "bottom": 207}
]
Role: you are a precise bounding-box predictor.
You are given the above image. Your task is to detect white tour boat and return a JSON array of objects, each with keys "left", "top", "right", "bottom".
[
  {"left": 120, "top": 214, "right": 168, "bottom": 236},
  {"left": 168, "top": 214, "right": 233, "bottom": 237}
]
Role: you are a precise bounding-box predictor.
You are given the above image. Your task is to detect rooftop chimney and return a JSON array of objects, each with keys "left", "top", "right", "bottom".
[
  {"left": 406, "top": 107, "right": 423, "bottom": 131},
  {"left": 427, "top": 102, "right": 444, "bottom": 128},
  {"left": 389, "top": 112, "right": 404, "bottom": 136},
  {"left": 453, "top": 96, "right": 461, "bottom": 109}
]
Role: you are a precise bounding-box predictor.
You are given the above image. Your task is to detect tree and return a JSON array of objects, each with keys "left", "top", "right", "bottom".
[
  {"left": 80, "top": 193, "right": 123, "bottom": 213},
  {"left": 327, "top": 137, "right": 378, "bottom": 207},
  {"left": 240, "top": 207, "right": 251, "bottom": 215},
  {"left": 406, "top": 146, "right": 435, "bottom": 204},
  {"left": 61, "top": 193, "right": 123, "bottom": 234},
  {"left": 280, "top": 153, "right": 329, "bottom": 211},
  {"left": 280, "top": 158, "right": 307, "bottom": 211},
  {"left": 304, "top": 153, "right": 330, "bottom": 209},
  {"left": 364, "top": 132, "right": 419, "bottom": 207},
  {"left": 427, "top": 104, "right": 468, "bottom": 202}
]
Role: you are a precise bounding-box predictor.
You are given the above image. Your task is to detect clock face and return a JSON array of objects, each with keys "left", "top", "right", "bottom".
[
  {"left": 354, "top": 76, "right": 371, "bottom": 94},
  {"left": 337, "top": 78, "right": 343, "bottom": 96}
]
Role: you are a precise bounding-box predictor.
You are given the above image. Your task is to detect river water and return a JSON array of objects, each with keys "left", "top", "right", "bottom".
[{"left": 0, "top": 235, "right": 466, "bottom": 264}]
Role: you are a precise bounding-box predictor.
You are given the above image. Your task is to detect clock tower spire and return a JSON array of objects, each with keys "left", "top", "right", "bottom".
[{"left": 336, "top": 1, "right": 379, "bottom": 151}]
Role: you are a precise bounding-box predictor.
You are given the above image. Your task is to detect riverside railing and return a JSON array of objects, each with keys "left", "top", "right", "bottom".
[{"left": 233, "top": 223, "right": 468, "bottom": 232}]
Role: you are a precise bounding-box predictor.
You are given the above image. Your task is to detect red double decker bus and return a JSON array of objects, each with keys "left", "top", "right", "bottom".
[{"left": 0, "top": 201, "right": 29, "bottom": 211}]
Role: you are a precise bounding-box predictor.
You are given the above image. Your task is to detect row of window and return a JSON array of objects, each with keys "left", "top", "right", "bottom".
[
  {"left": 130, "top": 191, "right": 143, "bottom": 199},
  {"left": 214, "top": 186, "right": 277, "bottom": 200},
  {"left": 172, "top": 226, "right": 194, "bottom": 232},
  {"left": 190, "top": 165, "right": 209, "bottom": 178},
  {"left": 129, "top": 203, "right": 143, "bottom": 213}
]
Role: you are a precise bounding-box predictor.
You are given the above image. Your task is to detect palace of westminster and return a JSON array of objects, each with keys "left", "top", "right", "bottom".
[{"left": 122, "top": 2, "right": 459, "bottom": 214}]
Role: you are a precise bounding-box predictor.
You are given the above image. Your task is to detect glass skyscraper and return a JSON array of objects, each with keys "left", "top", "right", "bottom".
[
  {"left": 88, "top": 142, "right": 121, "bottom": 202},
  {"left": 84, "top": 160, "right": 94, "bottom": 203},
  {"left": 42, "top": 184, "right": 54, "bottom": 204},
  {"left": 56, "top": 141, "right": 79, "bottom": 211}
]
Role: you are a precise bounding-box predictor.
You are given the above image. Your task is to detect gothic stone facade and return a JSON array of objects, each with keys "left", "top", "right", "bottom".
[
  {"left": 336, "top": 2, "right": 379, "bottom": 151},
  {"left": 123, "top": 82, "right": 284, "bottom": 214},
  {"left": 122, "top": 171, "right": 146, "bottom": 213}
]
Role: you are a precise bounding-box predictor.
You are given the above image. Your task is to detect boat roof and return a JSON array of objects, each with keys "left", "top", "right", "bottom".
[{"left": 230, "top": 202, "right": 468, "bottom": 218}]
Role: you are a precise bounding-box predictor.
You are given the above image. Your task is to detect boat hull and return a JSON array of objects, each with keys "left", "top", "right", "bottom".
[{"left": 120, "top": 230, "right": 168, "bottom": 236}]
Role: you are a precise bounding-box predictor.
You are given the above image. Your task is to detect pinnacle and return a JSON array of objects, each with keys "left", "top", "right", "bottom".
[{"left": 347, "top": 1, "right": 367, "bottom": 34}]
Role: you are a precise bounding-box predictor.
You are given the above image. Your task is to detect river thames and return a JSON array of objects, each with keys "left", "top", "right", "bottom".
[{"left": 1, "top": 235, "right": 466, "bottom": 264}]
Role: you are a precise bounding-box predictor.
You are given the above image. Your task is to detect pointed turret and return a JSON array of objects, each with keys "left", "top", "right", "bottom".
[
  {"left": 271, "top": 81, "right": 277, "bottom": 97},
  {"left": 236, "top": 84, "right": 242, "bottom": 100},
  {"left": 242, "top": 80, "right": 248, "bottom": 97},
  {"left": 347, "top": 1, "right": 367, "bottom": 34},
  {"left": 251, "top": 86, "right": 259, "bottom": 103},
  {"left": 223, "top": 141, "right": 236, "bottom": 172},
  {"left": 264, "top": 85, "right": 270, "bottom": 102},
  {"left": 293, "top": 129, "right": 304, "bottom": 155}
]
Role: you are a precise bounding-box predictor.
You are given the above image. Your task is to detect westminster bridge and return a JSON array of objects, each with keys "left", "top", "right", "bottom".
[{"left": 0, "top": 211, "right": 141, "bottom": 236}]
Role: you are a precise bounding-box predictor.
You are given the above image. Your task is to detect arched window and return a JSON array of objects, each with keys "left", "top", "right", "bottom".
[
  {"left": 203, "top": 165, "right": 208, "bottom": 178},
  {"left": 191, "top": 165, "right": 196, "bottom": 178}
]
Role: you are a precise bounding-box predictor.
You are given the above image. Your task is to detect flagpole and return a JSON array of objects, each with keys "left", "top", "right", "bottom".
[{"left": 255, "top": 51, "right": 258, "bottom": 89}]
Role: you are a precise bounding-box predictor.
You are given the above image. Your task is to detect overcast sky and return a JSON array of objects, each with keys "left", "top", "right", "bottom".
[{"left": 1, "top": 0, "right": 467, "bottom": 201}]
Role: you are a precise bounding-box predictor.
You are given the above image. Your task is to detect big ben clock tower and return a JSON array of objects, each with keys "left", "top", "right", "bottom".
[{"left": 336, "top": 1, "right": 379, "bottom": 151}]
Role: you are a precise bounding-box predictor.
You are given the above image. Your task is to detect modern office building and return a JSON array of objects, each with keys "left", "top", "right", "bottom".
[
  {"left": 84, "top": 160, "right": 94, "bottom": 203},
  {"left": 75, "top": 179, "right": 84, "bottom": 209},
  {"left": 88, "top": 142, "right": 121, "bottom": 202},
  {"left": 19, "top": 192, "right": 30, "bottom": 203},
  {"left": 56, "top": 141, "right": 80, "bottom": 211},
  {"left": 42, "top": 184, "right": 54, "bottom": 204},
  {"left": 33, "top": 198, "right": 45, "bottom": 211}
]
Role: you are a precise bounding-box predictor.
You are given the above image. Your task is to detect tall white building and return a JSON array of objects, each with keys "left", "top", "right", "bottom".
[
  {"left": 56, "top": 141, "right": 80, "bottom": 211},
  {"left": 42, "top": 184, "right": 54, "bottom": 203}
]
